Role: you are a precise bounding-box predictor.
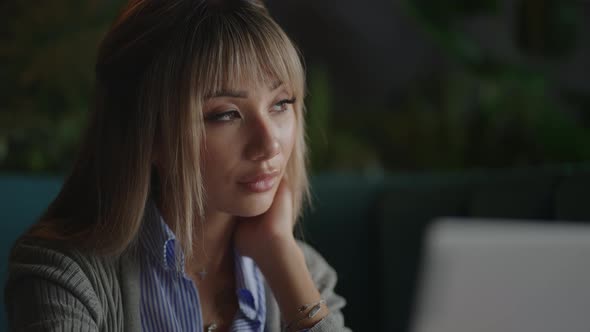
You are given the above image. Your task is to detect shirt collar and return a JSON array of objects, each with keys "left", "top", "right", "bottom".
[
  {"left": 234, "top": 251, "right": 266, "bottom": 322},
  {"left": 140, "top": 199, "right": 266, "bottom": 324},
  {"left": 139, "top": 199, "right": 184, "bottom": 272}
]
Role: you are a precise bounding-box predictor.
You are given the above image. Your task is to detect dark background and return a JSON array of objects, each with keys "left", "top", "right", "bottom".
[
  {"left": 2, "top": 1, "right": 590, "bottom": 331},
  {"left": 2, "top": 0, "right": 590, "bottom": 174}
]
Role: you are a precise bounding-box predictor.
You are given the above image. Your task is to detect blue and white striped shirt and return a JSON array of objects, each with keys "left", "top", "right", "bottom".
[{"left": 139, "top": 211, "right": 266, "bottom": 332}]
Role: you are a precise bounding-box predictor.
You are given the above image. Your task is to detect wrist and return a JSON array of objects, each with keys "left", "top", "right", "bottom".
[
  {"left": 249, "top": 232, "right": 300, "bottom": 264},
  {"left": 251, "top": 237, "right": 327, "bottom": 327}
]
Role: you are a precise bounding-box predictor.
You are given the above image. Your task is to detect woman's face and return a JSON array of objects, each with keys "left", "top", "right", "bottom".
[{"left": 200, "top": 81, "right": 297, "bottom": 218}]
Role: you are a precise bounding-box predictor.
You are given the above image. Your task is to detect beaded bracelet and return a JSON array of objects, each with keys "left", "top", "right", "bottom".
[{"left": 284, "top": 299, "right": 326, "bottom": 331}]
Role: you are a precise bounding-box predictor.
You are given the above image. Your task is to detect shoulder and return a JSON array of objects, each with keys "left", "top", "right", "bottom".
[
  {"left": 296, "top": 240, "right": 337, "bottom": 284},
  {"left": 7, "top": 237, "right": 121, "bottom": 287},
  {"left": 5, "top": 237, "right": 126, "bottom": 329},
  {"left": 295, "top": 241, "right": 352, "bottom": 331},
  {"left": 295, "top": 240, "right": 341, "bottom": 300},
  {"left": 8, "top": 237, "right": 106, "bottom": 290}
]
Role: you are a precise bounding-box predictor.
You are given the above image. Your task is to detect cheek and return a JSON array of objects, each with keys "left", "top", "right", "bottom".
[
  {"left": 200, "top": 131, "right": 241, "bottom": 184},
  {"left": 279, "top": 113, "right": 297, "bottom": 158}
]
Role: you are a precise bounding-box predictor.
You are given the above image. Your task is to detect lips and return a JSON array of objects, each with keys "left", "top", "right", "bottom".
[{"left": 238, "top": 170, "right": 280, "bottom": 193}]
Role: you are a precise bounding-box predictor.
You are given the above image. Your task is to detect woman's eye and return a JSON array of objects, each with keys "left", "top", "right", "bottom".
[
  {"left": 271, "top": 98, "right": 296, "bottom": 113},
  {"left": 205, "top": 110, "right": 241, "bottom": 122}
]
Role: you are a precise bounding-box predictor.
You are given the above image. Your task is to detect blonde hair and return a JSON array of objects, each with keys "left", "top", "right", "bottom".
[{"left": 28, "top": 0, "right": 310, "bottom": 259}]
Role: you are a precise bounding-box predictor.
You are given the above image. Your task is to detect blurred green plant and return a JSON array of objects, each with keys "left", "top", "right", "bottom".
[
  {"left": 0, "top": 0, "right": 122, "bottom": 173},
  {"left": 389, "top": 0, "right": 590, "bottom": 169},
  {"left": 2, "top": 0, "right": 589, "bottom": 173},
  {"left": 305, "top": 0, "right": 590, "bottom": 172},
  {"left": 306, "top": 66, "right": 381, "bottom": 173}
]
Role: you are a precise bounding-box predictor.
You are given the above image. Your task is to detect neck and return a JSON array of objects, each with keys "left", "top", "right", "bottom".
[
  {"left": 186, "top": 210, "right": 236, "bottom": 280},
  {"left": 155, "top": 197, "right": 237, "bottom": 281}
]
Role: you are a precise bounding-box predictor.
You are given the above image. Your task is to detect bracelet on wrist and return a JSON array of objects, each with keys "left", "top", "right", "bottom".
[{"left": 284, "top": 299, "right": 326, "bottom": 331}]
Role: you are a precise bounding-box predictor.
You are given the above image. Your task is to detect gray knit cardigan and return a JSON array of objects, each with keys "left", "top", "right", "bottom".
[{"left": 4, "top": 234, "right": 351, "bottom": 332}]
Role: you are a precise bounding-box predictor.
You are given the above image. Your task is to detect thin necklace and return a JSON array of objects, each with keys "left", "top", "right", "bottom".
[
  {"left": 203, "top": 280, "right": 235, "bottom": 332},
  {"left": 206, "top": 322, "right": 218, "bottom": 332},
  {"left": 198, "top": 267, "right": 208, "bottom": 280}
]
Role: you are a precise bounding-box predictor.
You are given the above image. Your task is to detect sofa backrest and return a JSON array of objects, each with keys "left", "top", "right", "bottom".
[
  {"left": 2, "top": 165, "right": 589, "bottom": 332},
  {"left": 300, "top": 173, "right": 385, "bottom": 331},
  {"left": 376, "top": 165, "right": 590, "bottom": 331},
  {"left": 0, "top": 175, "right": 62, "bottom": 331}
]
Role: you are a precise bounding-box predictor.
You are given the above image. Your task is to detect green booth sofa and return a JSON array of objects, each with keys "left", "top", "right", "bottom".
[
  {"left": 303, "top": 164, "right": 590, "bottom": 331},
  {"left": 2, "top": 164, "right": 590, "bottom": 331}
]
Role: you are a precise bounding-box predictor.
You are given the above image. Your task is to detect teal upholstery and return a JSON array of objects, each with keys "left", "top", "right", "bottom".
[
  {"left": 0, "top": 176, "right": 62, "bottom": 331},
  {"left": 299, "top": 173, "right": 385, "bottom": 332},
  {"left": 375, "top": 166, "right": 590, "bottom": 331},
  {"left": 555, "top": 173, "right": 590, "bottom": 220},
  {"left": 2, "top": 165, "right": 590, "bottom": 331}
]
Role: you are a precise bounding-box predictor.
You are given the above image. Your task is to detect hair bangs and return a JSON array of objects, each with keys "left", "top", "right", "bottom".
[{"left": 193, "top": 10, "right": 304, "bottom": 101}]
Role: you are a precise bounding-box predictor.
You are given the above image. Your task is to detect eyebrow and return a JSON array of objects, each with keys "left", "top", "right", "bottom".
[{"left": 206, "top": 81, "right": 284, "bottom": 99}]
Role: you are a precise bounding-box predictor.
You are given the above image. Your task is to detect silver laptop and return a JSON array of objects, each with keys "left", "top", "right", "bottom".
[{"left": 411, "top": 218, "right": 590, "bottom": 332}]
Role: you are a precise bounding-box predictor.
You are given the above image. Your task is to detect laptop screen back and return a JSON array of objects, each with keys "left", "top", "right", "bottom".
[{"left": 411, "top": 219, "right": 590, "bottom": 332}]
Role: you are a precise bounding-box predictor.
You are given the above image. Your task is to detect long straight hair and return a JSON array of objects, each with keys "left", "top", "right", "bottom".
[{"left": 27, "top": 0, "right": 310, "bottom": 260}]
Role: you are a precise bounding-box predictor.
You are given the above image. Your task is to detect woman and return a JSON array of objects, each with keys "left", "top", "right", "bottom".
[{"left": 4, "top": 0, "right": 351, "bottom": 331}]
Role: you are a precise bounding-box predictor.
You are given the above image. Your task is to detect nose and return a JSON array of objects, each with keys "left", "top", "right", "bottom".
[{"left": 244, "top": 116, "right": 280, "bottom": 162}]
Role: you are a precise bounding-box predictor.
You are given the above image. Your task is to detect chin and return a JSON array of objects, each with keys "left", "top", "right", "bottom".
[
  {"left": 239, "top": 200, "right": 273, "bottom": 217},
  {"left": 232, "top": 192, "right": 275, "bottom": 217}
]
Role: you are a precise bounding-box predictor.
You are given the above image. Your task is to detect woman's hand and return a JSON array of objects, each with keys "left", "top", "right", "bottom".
[
  {"left": 234, "top": 178, "right": 296, "bottom": 260},
  {"left": 233, "top": 178, "right": 328, "bottom": 328}
]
